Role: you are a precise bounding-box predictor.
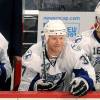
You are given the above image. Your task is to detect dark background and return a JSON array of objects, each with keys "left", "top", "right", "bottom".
[
  {"left": 0, "top": 0, "right": 22, "bottom": 58},
  {"left": 0, "top": 0, "right": 22, "bottom": 90},
  {"left": 25, "top": 0, "right": 99, "bottom": 11}
]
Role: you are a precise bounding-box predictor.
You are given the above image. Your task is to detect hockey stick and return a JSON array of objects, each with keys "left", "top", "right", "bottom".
[
  {"left": 41, "top": 32, "right": 47, "bottom": 83},
  {"left": 35, "top": 32, "right": 54, "bottom": 91}
]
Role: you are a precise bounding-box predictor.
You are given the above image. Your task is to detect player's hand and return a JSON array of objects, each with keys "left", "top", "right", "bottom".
[
  {"left": 34, "top": 79, "right": 54, "bottom": 91},
  {"left": 69, "top": 77, "right": 89, "bottom": 96}
]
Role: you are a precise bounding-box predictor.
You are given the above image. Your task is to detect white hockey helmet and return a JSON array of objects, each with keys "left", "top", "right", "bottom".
[
  {"left": 95, "top": 2, "right": 100, "bottom": 31},
  {"left": 43, "top": 20, "right": 66, "bottom": 41},
  {"left": 95, "top": 2, "right": 100, "bottom": 18}
]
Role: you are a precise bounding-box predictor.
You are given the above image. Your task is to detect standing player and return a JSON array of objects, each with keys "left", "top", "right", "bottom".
[
  {"left": 0, "top": 32, "right": 12, "bottom": 90},
  {"left": 19, "top": 20, "right": 95, "bottom": 96},
  {"left": 74, "top": 2, "right": 100, "bottom": 90}
]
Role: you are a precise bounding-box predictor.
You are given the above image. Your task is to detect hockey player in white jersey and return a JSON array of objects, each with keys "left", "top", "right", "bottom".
[
  {"left": 73, "top": 2, "right": 100, "bottom": 90},
  {"left": 0, "top": 32, "right": 12, "bottom": 90},
  {"left": 19, "top": 20, "right": 96, "bottom": 96}
]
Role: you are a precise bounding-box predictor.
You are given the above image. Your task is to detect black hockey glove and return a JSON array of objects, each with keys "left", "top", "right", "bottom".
[
  {"left": 34, "top": 79, "right": 54, "bottom": 91},
  {"left": 69, "top": 77, "right": 89, "bottom": 96}
]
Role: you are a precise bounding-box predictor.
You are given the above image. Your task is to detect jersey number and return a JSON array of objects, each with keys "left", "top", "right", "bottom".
[
  {"left": 80, "top": 55, "right": 89, "bottom": 64},
  {"left": 93, "top": 47, "right": 100, "bottom": 55}
]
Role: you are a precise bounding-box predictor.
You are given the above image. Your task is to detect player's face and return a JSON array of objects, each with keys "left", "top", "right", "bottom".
[{"left": 47, "top": 35, "right": 65, "bottom": 56}]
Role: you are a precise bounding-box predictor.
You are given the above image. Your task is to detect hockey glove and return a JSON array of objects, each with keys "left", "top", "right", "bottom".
[
  {"left": 34, "top": 79, "right": 54, "bottom": 91},
  {"left": 69, "top": 77, "right": 89, "bottom": 96}
]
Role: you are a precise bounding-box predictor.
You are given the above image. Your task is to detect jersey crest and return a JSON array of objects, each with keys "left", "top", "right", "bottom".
[
  {"left": 71, "top": 43, "right": 81, "bottom": 51},
  {"left": 74, "top": 35, "right": 82, "bottom": 43},
  {"left": 23, "top": 49, "right": 32, "bottom": 60}
]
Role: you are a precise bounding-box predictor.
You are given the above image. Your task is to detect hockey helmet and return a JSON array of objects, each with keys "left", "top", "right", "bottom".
[
  {"left": 43, "top": 20, "right": 66, "bottom": 41},
  {"left": 95, "top": 2, "right": 100, "bottom": 19}
]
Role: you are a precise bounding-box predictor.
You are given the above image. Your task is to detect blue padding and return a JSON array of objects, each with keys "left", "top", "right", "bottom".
[
  {"left": 0, "top": 63, "right": 6, "bottom": 82},
  {"left": 73, "top": 68, "right": 95, "bottom": 90}
]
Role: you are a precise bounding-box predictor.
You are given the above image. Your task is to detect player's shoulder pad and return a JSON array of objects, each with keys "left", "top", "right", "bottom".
[
  {"left": 0, "top": 32, "right": 8, "bottom": 49},
  {"left": 74, "top": 29, "right": 94, "bottom": 43},
  {"left": 23, "top": 49, "right": 32, "bottom": 61},
  {"left": 23, "top": 42, "right": 42, "bottom": 61},
  {"left": 81, "top": 29, "right": 94, "bottom": 37}
]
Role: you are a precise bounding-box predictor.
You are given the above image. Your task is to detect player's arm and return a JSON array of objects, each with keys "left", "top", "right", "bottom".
[
  {"left": 0, "top": 47, "right": 12, "bottom": 83},
  {"left": 18, "top": 47, "right": 41, "bottom": 91},
  {"left": 69, "top": 48, "right": 96, "bottom": 96},
  {"left": 18, "top": 64, "right": 39, "bottom": 91}
]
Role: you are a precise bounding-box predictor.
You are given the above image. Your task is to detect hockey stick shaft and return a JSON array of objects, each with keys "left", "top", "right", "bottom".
[{"left": 41, "top": 33, "right": 47, "bottom": 82}]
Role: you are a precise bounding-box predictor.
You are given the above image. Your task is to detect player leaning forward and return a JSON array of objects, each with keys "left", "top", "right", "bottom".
[
  {"left": 73, "top": 2, "right": 100, "bottom": 90},
  {"left": 18, "top": 20, "right": 96, "bottom": 96}
]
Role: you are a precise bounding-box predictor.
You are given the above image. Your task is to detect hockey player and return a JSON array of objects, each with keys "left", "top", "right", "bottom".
[
  {"left": 0, "top": 32, "right": 12, "bottom": 90},
  {"left": 73, "top": 2, "right": 100, "bottom": 90},
  {"left": 19, "top": 20, "right": 96, "bottom": 96}
]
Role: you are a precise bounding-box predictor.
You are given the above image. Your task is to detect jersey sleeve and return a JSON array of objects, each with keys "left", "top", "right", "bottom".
[
  {"left": 0, "top": 33, "right": 12, "bottom": 81},
  {"left": 70, "top": 44, "right": 96, "bottom": 90},
  {"left": 18, "top": 64, "right": 39, "bottom": 91},
  {"left": 74, "top": 34, "right": 91, "bottom": 57},
  {"left": 19, "top": 44, "right": 42, "bottom": 91},
  {"left": 0, "top": 47, "right": 12, "bottom": 80}
]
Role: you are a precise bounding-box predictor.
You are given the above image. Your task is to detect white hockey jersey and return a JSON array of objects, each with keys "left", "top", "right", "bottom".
[
  {"left": 19, "top": 40, "right": 96, "bottom": 91},
  {"left": 74, "top": 29, "right": 100, "bottom": 90},
  {"left": 0, "top": 32, "right": 12, "bottom": 80}
]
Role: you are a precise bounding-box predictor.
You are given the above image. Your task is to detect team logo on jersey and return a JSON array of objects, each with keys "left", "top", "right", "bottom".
[
  {"left": 71, "top": 43, "right": 81, "bottom": 51},
  {"left": 45, "top": 72, "right": 66, "bottom": 89},
  {"left": 23, "top": 50, "right": 32, "bottom": 60},
  {"left": 74, "top": 35, "right": 82, "bottom": 43}
]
